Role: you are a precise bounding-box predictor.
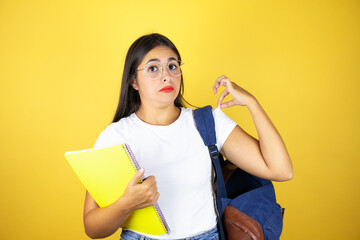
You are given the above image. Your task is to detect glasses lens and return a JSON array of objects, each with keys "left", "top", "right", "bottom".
[
  {"left": 144, "top": 61, "right": 184, "bottom": 79},
  {"left": 146, "top": 62, "right": 162, "bottom": 79},
  {"left": 168, "top": 60, "right": 183, "bottom": 76}
]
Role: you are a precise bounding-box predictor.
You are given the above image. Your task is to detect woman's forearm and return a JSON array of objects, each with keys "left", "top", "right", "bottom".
[
  {"left": 84, "top": 196, "right": 132, "bottom": 239},
  {"left": 247, "top": 97, "right": 293, "bottom": 181}
]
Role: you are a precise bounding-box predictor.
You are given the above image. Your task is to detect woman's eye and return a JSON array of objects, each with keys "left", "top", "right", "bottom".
[
  {"left": 169, "top": 64, "right": 177, "bottom": 70},
  {"left": 148, "top": 66, "right": 158, "bottom": 72}
]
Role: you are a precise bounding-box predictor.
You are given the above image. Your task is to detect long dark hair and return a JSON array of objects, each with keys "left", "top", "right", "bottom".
[{"left": 112, "top": 33, "right": 190, "bottom": 123}]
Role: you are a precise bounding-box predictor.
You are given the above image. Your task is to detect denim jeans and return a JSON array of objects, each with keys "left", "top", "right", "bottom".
[{"left": 120, "top": 226, "right": 219, "bottom": 240}]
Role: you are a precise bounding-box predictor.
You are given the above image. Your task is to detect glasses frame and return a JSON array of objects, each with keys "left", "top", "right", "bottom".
[{"left": 136, "top": 60, "right": 184, "bottom": 79}]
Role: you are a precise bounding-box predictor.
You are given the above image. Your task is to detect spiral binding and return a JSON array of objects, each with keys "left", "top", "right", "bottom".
[{"left": 123, "top": 144, "right": 170, "bottom": 233}]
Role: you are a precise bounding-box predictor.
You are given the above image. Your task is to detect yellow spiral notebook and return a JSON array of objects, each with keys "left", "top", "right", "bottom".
[{"left": 64, "top": 144, "right": 170, "bottom": 235}]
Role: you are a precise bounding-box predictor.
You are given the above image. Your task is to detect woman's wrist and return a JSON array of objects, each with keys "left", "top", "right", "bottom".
[
  {"left": 245, "top": 95, "right": 259, "bottom": 109},
  {"left": 114, "top": 195, "right": 134, "bottom": 215}
]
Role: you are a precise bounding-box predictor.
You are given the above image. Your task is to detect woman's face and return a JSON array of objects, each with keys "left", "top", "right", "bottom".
[{"left": 132, "top": 46, "right": 182, "bottom": 109}]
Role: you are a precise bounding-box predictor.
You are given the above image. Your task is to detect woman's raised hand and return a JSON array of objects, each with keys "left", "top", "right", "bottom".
[
  {"left": 213, "top": 75, "right": 255, "bottom": 109},
  {"left": 122, "top": 168, "right": 160, "bottom": 211}
]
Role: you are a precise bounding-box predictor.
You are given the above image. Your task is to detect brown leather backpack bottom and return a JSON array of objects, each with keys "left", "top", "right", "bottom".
[{"left": 223, "top": 205, "right": 265, "bottom": 240}]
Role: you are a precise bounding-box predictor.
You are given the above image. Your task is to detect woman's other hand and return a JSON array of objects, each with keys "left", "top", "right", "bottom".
[
  {"left": 213, "top": 75, "right": 255, "bottom": 108},
  {"left": 83, "top": 169, "right": 159, "bottom": 239},
  {"left": 122, "top": 168, "right": 160, "bottom": 211}
]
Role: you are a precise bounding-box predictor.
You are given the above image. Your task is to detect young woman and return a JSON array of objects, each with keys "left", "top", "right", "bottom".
[{"left": 83, "top": 33, "right": 293, "bottom": 240}]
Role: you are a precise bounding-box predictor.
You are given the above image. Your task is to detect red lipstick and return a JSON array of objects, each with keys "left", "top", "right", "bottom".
[{"left": 159, "top": 86, "right": 174, "bottom": 93}]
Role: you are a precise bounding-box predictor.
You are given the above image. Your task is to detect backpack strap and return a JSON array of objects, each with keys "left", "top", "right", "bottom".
[{"left": 193, "top": 105, "right": 228, "bottom": 240}]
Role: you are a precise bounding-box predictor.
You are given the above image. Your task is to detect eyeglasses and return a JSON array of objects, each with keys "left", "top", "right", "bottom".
[{"left": 136, "top": 60, "right": 184, "bottom": 79}]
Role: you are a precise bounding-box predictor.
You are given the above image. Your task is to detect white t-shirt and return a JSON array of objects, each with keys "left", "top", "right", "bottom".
[{"left": 93, "top": 107, "right": 237, "bottom": 239}]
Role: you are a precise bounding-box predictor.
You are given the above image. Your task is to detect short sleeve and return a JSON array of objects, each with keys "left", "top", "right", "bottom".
[
  {"left": 212, "top": 107, "right": 237, "bottom": 151},
  {"left": 93, "top": 125, "right": 118, "bottom": 149}
]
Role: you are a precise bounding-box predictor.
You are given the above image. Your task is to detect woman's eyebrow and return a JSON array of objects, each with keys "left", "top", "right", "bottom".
[
  {"left": 145, "top": 57, "right": 178, "bottom": 65},
  {"left": 145, "top": 58, "right": 160, "bottom": 64},
  {"left": 168, "top": 57, "right": 177, "bottom": 61}
]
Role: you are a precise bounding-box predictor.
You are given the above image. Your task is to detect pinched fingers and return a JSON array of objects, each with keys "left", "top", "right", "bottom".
[
  {"left": 213, "top": 75, "right": 231, "bottom": 94},
  {"left": 219, "top": 99, "right": 236, "bottom": 109},
  {"left": 213, "top": 75, "right": 254, "bottom": 107},
  {"left": 217, "top": 88, "right": 229, "bottom": 108}
]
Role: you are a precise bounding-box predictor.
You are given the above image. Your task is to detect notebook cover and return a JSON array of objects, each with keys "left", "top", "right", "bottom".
[{"left": 65, "top": 144, "right": 170, "bottom": 235}]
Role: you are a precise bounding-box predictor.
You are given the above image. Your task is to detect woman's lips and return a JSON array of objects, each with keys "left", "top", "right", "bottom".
[{"left": 159, "top": 86, "right": 174, "bottom": 93}]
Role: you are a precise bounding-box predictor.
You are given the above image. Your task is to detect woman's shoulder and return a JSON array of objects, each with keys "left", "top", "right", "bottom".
[
  {"left": 93, "top": 114, "right": 137, "bottom": 148},
  {"left": 212, "top": 106, "right": 227, "bottom": 118},
  {"left": 182, "top": 106, "right": 228, "bottom": 121},
  {"left": 190, "top": 106, "right": 227, "bottom": 116},
  {"left": 108, "top": 113, "right": 137, "bottom": 128}
]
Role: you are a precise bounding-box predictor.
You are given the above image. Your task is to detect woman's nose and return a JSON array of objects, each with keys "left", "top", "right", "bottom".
[{"left": 161, "top": 66, "right": 172, "bottom": 81}]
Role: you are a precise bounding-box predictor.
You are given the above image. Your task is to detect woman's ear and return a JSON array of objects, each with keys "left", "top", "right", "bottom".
[{"left": 131, "top": 78, "right": 139, "bottom": 90}]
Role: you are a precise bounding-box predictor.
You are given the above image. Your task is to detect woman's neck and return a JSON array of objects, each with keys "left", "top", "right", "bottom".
[{"left": 135, "top": 104, "right": 181, "bottom": 126}]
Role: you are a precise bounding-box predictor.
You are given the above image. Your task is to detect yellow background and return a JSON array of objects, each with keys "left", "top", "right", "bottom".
[{"left": 1, "top": 0, "right": 359, "bottom": 239}]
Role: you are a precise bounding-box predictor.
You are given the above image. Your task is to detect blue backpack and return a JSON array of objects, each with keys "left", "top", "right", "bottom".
[{"left": 194, "top": 106, "right": 284, "bottom": 240}]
